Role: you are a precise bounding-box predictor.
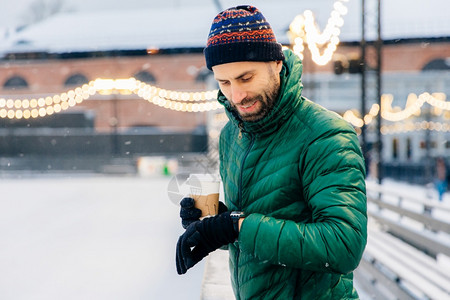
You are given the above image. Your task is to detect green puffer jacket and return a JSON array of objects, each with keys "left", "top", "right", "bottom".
[{"left": 218, "top": 50, "right": 367, "bottom": 300}]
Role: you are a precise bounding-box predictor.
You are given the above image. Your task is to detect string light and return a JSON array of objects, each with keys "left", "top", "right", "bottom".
[
  {"left": 4, "top": 77, "right": 447, "bottom": 127},
  {"left": 0, "top": 78, "right": 221, "bottom": 119},
  {"left": 343, "top": 92, "right": 449, "bottom": 128},
  {"left": 343, "top": 109, "right": 364, "bottom": 127},
  {"left": 381, "top": 121, "right": 450, "bottom": 135},
  {"left": 288, "top": 0, "right": 348, "bottom": 65}
]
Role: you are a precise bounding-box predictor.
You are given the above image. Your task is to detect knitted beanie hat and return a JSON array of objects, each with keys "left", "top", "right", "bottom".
[{"left": 204, "top": 5, "right": 285, "bottom": 70}]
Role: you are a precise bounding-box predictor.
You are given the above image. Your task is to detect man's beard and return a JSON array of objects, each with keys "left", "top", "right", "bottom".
[{"left": 231, "top": 76, "right": 280, "bottom": 123}]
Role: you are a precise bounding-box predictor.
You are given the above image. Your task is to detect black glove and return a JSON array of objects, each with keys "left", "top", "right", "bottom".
[
  {"left": 179, "top": 197, "right": 228, "bottom": 229},
  {"left": 176, "top": 211, "right": 238, "bottom": 275}
]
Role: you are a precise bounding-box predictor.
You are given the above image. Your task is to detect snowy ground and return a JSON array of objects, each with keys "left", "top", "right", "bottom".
[
  {"left": 366, "top": 177, "right": 450, "bottom": 205},
  {"left": 0, "top": 173, "right": 204, "bottom": 300},
  {"left": 0, "top": 173, "right": 448, "bottom": 300}
]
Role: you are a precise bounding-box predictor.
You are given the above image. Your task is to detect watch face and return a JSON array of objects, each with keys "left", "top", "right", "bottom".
[{"left": 231, "top": 211, "right": 244, "bottom": 219}]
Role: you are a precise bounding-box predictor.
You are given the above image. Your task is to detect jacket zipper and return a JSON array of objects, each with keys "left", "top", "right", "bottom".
[
  {"left": 235, "top": 126, "right": 255, "bottom": 297},
  {"left": 238, "top": 132, "right": 254, "bottom": 208}
]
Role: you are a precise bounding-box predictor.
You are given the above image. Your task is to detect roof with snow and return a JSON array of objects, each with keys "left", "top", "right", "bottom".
[{"left": 1, "top": 0, "right": 449, "bottom": 56}]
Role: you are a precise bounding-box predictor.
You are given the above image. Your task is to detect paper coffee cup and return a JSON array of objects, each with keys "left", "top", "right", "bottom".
[{"left": 187, "top": 174, "right": 220, "bottom": 218}]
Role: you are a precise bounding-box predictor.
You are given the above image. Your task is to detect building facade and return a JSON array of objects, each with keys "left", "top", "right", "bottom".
[{"left": 0, "top": 6, "right": 448, "bottom": 175}]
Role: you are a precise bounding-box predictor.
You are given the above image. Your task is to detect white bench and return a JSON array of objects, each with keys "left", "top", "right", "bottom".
[{"left": 355, "top": 182, "right": 450, "bottom": 299}]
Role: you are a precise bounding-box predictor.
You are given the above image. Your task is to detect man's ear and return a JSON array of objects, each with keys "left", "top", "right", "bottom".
[{"left": 275, "top": 60, "right": 283, "bottom": 73}]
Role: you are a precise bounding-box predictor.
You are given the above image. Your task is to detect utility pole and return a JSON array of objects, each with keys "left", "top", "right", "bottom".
[
  {"left": 375, "top": 0, "right": 383, "bottom": 184},
  {"left": 361, "top": 0, "right": 368, "bottom": 176}
]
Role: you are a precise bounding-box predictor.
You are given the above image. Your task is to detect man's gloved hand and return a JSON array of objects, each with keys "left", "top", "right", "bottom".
[
  {"left": 179, "top": 197, "right": 228, "bottom": 229},
  {"left": 176, "top": 211, "right": 238, "bottom": 275}
]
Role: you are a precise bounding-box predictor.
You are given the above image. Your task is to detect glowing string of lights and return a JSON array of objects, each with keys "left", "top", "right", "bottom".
[
  {"left": 381, "top": 120, "right": 450, "bottom": 135},
  {"left": 343, "top": 92, "right": 449, "bottom": 131},
  {"left": 0, "top": 78, "right": 221, "bottom": 119},
  {"left": 381, "top": 93, "right": 448, "bottom": 121},
  {"left": 134, "top": 80, "right": 221, "bottom": 112},
  {"left": 289, "top": 0, "right": 349, "bottom": 65},
  {"left": 3, "top": 77, "right": 448, "bottom": 135}
]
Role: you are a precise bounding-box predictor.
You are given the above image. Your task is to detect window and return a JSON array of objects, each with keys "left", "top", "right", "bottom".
[
  {"left": 134, "top": 71, "right": 156, "bottom": 83},
  {"left": 3, "top": 76, "right": 28, "bottom": 89},
  {"left": 195, "top": 67, "right": 218, "bottom": 88},
  {"left": 64, "top": 74, "right": 89, "bottom": 86},
  {"left": 406, "top": 138, "right": 412, "bottom": 160},
  {"left": 392, "top": 138, "right": 399, "bottom": 159},
  {"left": 422, "top": 58, "right": 450, "bottom": 71},
  {"left": 196, "top": 67, "right": 213, "bottom": 82},
  {"left": 420, "top": 140, "right": 438, "bottom": 149}
]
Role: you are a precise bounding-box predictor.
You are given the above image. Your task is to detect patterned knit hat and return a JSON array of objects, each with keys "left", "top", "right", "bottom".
[{"left": 204, "top": 5, "right": 285, "bottom": 70}]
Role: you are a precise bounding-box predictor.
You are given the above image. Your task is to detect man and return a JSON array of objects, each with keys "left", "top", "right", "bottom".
[{"left": 176, "top": 5, "right": 367, "bottom": 299}]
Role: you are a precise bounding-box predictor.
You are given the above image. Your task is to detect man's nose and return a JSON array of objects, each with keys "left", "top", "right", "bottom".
[{"left": 231, "top": 86, "right": 247, "bottom": 104}]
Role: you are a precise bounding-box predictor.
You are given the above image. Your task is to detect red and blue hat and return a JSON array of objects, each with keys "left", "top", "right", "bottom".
[{"left": 204, "top": 5, "right": 285, "bottom": 70}]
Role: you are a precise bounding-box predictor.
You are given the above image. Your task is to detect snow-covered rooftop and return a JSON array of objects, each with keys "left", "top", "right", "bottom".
[{"left": 1, "top": 0, "right": 449, "bottom": 55}]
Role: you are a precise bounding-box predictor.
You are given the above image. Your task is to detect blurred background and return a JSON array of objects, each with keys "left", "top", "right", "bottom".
[{"left": 0, "top": 0, "right": 449, "bottom": 299}]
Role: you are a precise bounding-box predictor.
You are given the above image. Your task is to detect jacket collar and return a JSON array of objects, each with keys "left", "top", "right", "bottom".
[{"left": 217, "top": 50, "right": 304, "bottom": 136}]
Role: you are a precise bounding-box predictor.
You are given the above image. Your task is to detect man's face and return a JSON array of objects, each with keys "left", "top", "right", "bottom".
[{"left": 212, "top": 61, "right": 283, "bottom": 122}]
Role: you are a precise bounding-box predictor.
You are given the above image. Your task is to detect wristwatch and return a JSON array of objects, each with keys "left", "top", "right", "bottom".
[{"left": 230, "top": 211, "right": 245, "bottom": 232}]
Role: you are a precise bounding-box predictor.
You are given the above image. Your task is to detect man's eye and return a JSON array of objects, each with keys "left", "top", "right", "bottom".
[
  {"left": 241, "top": 76, "right": 252, "bottom": 82},
  {"left": 219, "top": 81, "right": 230, "bottom": 86}
]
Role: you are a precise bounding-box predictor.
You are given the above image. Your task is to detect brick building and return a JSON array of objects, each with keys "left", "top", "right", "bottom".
[{"left": 0, "top": 53, "right": 210, "bottom": 131}]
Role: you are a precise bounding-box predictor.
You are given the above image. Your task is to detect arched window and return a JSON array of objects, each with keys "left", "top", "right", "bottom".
[
  {"left": 134, "top": 71, "right": 156, "bottom": 83},
  {"left": 195, "top": 67, "right": 217, "bottom": 88},
  {"left": 64, "top": 73, "right": 89, "bottom": 86},
  {"left": 3, "top": 76, "right": 29, "bottom": 89},
  {"left": 422, "top": 58, "right": 450, "bottom": 71},
  {"left": 196, "top": 67, "right": 214, "bottom": 82}
]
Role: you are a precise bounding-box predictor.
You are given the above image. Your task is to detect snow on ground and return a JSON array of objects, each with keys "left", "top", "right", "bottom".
[
  {"left": 367, "top": 177, "right": 450, "bottom": 205},
  {"left": 0, "top": 174, "right": 203, "bottom": 300}
]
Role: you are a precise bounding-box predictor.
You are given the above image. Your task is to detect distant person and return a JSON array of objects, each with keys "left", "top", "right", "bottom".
[
  {"left": 435, "top": 157, "right": 447, "bottom": 201},
  {"left": 176, "top": 5, "right": 367, "bottom": 299}
]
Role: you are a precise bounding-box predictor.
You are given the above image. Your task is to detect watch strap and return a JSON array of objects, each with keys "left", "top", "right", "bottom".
[{"left": 230, "top": 211, "right": 245, "bottom": 233}]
